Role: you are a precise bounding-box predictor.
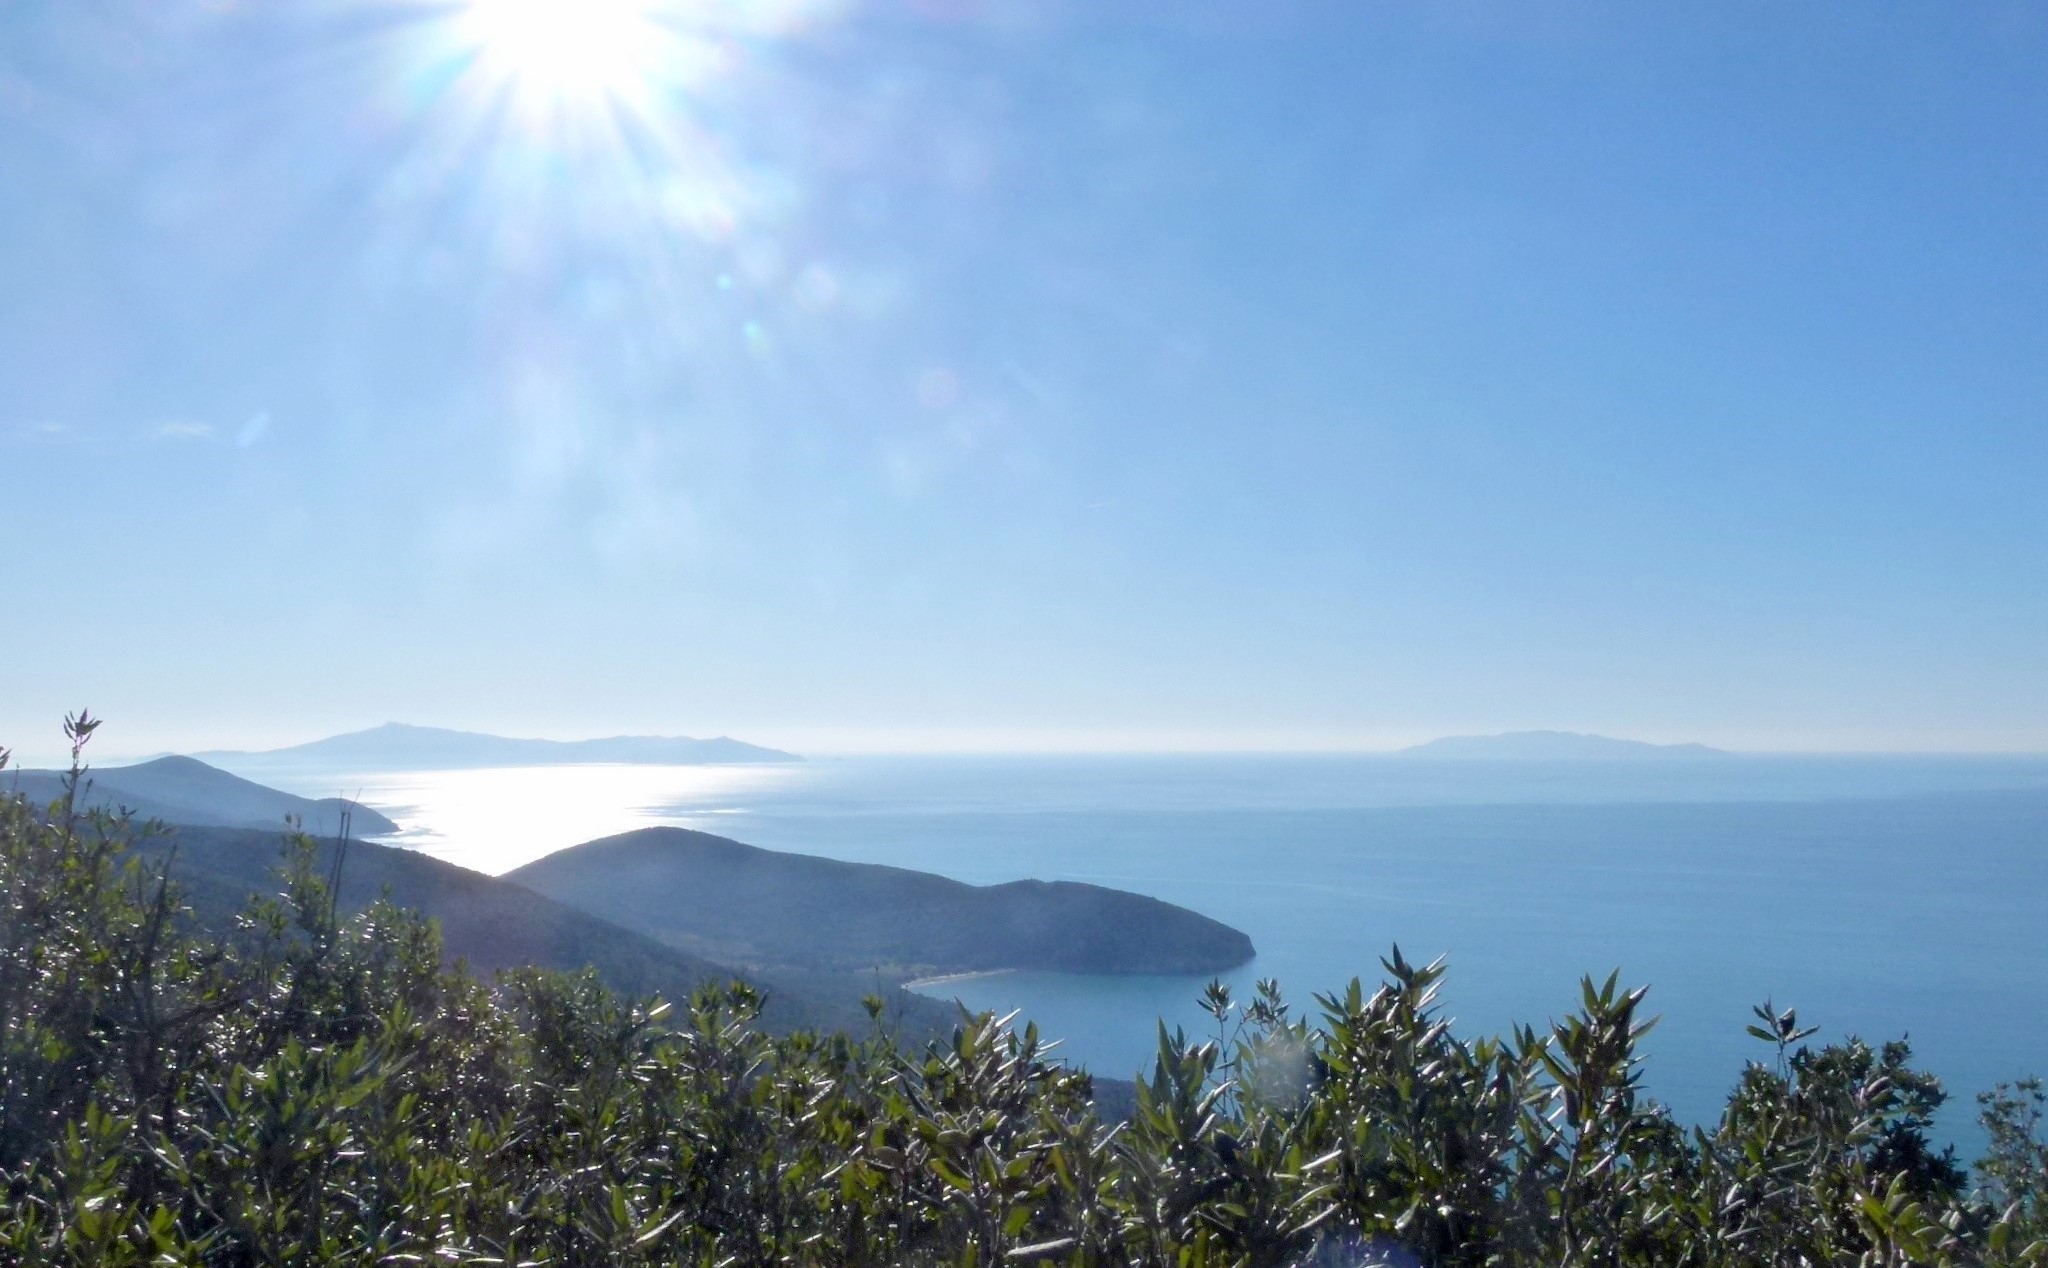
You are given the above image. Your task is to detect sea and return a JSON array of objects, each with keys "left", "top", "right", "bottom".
[{"left": 249, "top": 753, "right": 2048, "bottom": 1154}]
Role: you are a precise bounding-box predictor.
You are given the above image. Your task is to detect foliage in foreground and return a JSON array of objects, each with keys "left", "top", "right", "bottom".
[{"left": 2, "top": 717, "right": 2045, "bottom": 1267}]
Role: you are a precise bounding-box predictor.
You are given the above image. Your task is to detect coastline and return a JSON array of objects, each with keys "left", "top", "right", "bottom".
[{"left": 902, "top": 968, "right": 1016, "bottom": 992}]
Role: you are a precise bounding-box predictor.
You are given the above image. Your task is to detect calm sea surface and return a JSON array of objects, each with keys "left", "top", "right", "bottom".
[{"left": 250, "top": 754, "right": 2048, "bottom": 1150}]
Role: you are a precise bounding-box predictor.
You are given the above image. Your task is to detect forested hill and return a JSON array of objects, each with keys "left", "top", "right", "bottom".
[
  {"left": 127, "top": 823, "right": 953, "bottom": 1039},
  {"left": 506, "top": 826, "right": 1256, "bottom": 978},
  {"left": 5, "top": 755, "right": 398, "bottom": 836}
]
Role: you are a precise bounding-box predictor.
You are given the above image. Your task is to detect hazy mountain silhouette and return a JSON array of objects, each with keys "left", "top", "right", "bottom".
[
  {"left": 1396, "top": 730, "right": 1728, "bottom": 759},
  {"left": 507, "top": 826, "right": 1256, "bottom": 979},
  {"left": 5, "top": 755, "right": 398, "bottom": 836},
  {"left": 197, "top": 722, "right": 799, "bottom": 769}
]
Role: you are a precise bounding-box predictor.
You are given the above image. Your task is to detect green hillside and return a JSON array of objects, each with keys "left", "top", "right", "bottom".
[
  {"left": 5, "top": 754, "right": 399, "bottom": 835},
  {"left": 507, "top": 825, "right": 1256, "bottom": 978},
  {"left": 129, "top": 822, "right": 955, "bottom": 1039}
]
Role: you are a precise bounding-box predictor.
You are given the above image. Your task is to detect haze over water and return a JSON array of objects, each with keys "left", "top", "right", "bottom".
[{"left": 249, "top": 752, "right": 2048, "bottom": 1149}]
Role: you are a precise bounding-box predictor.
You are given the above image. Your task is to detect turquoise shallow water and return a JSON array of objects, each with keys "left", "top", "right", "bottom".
[{"left": 259, "top": 753, "right": 2048, "bottom": 1152}]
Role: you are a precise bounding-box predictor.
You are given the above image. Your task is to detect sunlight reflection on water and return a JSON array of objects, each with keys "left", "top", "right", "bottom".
[{"left": 258, "top": 763, "right": 802, "bottom": 874}]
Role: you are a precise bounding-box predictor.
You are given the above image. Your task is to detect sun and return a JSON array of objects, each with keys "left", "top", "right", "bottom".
[{"left": 460, "top": 0, "right": 665, "bottom": 109}]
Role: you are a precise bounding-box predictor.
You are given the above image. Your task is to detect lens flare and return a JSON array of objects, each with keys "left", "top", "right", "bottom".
[{"left": 460, "top": 0, "right": 666, "bottom": 108}]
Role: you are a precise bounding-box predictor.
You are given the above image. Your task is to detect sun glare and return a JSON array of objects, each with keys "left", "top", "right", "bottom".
[{"left": 461, "top": 0, "right": 663, "bottom": 108}]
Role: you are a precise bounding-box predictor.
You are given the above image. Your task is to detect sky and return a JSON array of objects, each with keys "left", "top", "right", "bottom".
[{"left": 2, "top": 0, "right": 2045, "bottom": 760}]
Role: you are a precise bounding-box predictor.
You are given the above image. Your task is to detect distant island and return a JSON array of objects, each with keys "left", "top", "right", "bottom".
[
  {"left": 4, "top": 755, "right": 399, "bottom": 836},
  {"left": 507, "top": 826, "right": 1256, "bottom": 980},
  {"left": 196, "top": 721, "right": 800, "bottom": 770},
  {"left": 1396, "top": 730, "right": 1728, "bottom": 760}
]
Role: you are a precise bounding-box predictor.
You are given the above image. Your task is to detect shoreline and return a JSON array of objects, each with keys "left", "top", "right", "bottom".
[{"left": 901, "top": 969, "right": 1016, "bottom": 991}]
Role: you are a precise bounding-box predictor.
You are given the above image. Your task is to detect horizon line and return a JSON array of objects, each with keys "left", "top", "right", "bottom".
[{"left": 16, "top": 744, "right": 2048, "bottom": 770}]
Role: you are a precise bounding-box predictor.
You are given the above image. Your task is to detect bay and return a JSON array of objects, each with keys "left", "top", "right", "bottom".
[{"left": 250, "top": 753, "right": 2048, "bottom": 1149}]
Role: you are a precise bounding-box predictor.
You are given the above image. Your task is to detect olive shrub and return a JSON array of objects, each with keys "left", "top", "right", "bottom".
[{"left": 2, "top": 716, "right": 2043, "bottom": 1266}]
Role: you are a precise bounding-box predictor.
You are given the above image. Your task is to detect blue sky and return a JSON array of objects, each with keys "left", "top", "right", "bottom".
[{"left": 2, "top": 0, "right": 2044, "bottom": 758}]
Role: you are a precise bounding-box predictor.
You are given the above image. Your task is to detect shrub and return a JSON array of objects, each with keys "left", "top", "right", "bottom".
[{"left": 1, "top": 716, "right": 2042, "bottom": 1266}]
